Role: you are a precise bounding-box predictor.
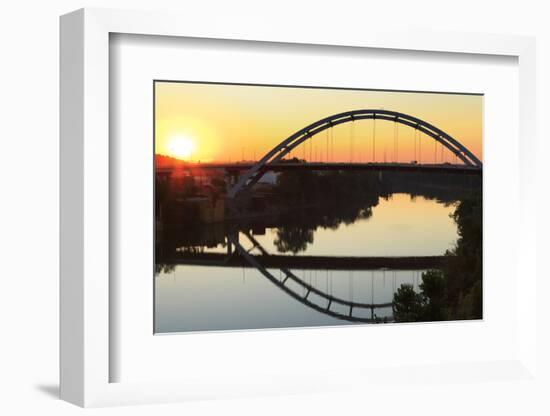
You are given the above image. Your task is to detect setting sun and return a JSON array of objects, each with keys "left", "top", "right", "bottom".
[{"left": 166, "top": 135, "right": 196, "bottom": 160}]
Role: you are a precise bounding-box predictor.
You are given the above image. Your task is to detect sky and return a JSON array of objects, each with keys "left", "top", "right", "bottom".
[{"left": 154, "top": 81, "right": 483, "bottom": 164}]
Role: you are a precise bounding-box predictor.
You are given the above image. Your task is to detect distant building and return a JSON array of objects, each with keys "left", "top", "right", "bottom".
[{"left": 256, "top": 171, "right": 279, "bottom": 185}]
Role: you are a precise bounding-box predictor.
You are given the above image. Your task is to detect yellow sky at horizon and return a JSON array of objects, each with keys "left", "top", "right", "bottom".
[{"left": 154, "top": 82, "right": 483, "bottom": 164}]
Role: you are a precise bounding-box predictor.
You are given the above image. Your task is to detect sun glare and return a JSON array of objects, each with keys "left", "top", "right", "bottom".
[{"left": 166, "top": 135, "right": 196, "bottom": 160}]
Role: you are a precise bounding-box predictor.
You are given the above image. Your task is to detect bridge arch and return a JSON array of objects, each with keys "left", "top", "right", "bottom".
[
  {"left": 227, "top": 109, "right": 482, "bottom": 199},
  {"left": 228, "top": 232, "right": 393, "bottom": 323}
]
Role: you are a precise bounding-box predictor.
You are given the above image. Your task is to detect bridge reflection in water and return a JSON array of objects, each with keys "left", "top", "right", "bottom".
[
  {"left": 155, "top": 228, "right": 432, "bottom": 328},
  {"left": 228, "top": 231, "right": 399, "bottom": 323},
  {"left": 154, "top": 192, "right": 461, "bottom": 332}
]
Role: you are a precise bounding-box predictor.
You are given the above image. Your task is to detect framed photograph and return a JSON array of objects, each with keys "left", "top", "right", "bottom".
[{"left": 60, "top": 8, "right": 539, "bottom": 408}]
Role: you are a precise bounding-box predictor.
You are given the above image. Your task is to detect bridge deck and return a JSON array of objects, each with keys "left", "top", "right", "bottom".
[
  {"left": 162, "top": 252, "right": 445, "bottom": 270},
  {"left": 157, "top": 162, "right": 482, "bottom": 175}
]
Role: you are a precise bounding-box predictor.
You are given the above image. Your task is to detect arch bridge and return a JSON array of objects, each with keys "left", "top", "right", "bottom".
[{"left": 227, "top": 109, "right": 482, "bottom": 199}]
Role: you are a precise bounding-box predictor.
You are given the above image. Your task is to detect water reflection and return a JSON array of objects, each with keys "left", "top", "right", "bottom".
[
  {"left": 155, "top": 170, "right": 482, "bottom": 332},
  {"left": 156, "top": 265, "right": 427, "bottom": 332},
  {"left": 157, "top": 207, "right": 473, "bottom": 331}
]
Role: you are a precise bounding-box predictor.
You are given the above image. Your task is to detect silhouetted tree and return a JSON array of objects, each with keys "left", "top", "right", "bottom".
[
  {"left": 419, "top": 270, "right": 446, "bottom": 321},
  {"left": 392, "top": 284, "right": 425, "bottom": 322}
]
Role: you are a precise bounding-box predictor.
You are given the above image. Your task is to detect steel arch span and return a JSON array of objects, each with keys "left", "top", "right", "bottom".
[
  {"left": 227, "top": 109, "right": 482, "bottom": 199},
  {"left": 228, "top": 232, "right": 393, "bottom": 323}
]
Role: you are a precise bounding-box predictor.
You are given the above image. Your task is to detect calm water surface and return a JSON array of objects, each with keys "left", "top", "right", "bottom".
[{"left": 155, "top": 194, "right": 458, "bottom": 333}]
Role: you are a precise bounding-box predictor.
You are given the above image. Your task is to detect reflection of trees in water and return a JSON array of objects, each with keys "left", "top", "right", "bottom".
[
  {"left": 155, "top": 263, "right": 175, "bottom": 276},
  {"left": 274, "top": 227, "right": 314, "bottom": 254},
  {"left": 272, "top": 203, "right": 374, "bottom": 254},
  {"left": 269, "top": 170, "right": 478, "bottom": 255},
  {"left": 267, "top": 169, "right": 381, "bottom": 253},
  {"left": 156, "top": 170, "right": 480, "bottom": 260},
  {"left": 264, "top": 169, "right": 480, "bottom": 256}
]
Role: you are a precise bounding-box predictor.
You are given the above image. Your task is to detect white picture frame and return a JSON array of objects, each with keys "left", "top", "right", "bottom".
[{"left": 60, "top": 7, "right": 538, "bottom": 408}]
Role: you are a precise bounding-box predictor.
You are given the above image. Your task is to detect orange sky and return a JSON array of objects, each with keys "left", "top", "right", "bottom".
[{"left": 154, "top": 81, "right": 483, "bottom": 164}]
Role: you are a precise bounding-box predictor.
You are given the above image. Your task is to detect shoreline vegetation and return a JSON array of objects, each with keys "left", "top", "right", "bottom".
[{"left": 392, "top": 195, "right": 482, "bottom": 322}]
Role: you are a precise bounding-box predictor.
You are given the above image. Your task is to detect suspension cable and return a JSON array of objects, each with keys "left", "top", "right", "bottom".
[
  {"left": 329, "top": 127, "right": 332, "bottom": 162},
  {"left": 372, "top": 116, "right": 376, "bottom": 162},
  {"left": 331, "top": 127, "right": 334, "bottom": 162},
  {"left": 413, "top": 128, "right": 417, "bottom": 162},
  {"left": 393, "top": 122, "right": 396, "bottom": 162},
  {"left": 349, "top": 118, "right": 355, "bottom": 163},
  {"left": 396, "top": 122, "right": 399, "bottom": 162},
  {"left": 418, "top": 129, "right": 422, "bottom": 164},
  {"left": 326, "top": 127, "right": 329, "bottom": 163}
]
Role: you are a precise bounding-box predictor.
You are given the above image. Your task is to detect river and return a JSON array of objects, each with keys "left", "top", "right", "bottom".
[{"left": 155, "top": 193, "right": 459, "bottom": 333}]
